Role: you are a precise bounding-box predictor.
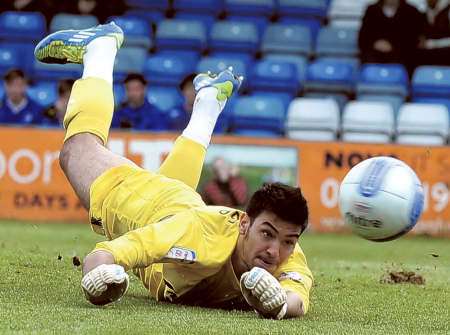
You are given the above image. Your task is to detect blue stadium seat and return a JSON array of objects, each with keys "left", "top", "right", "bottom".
[
  {"left": 173, "top": 0, "right": 223, "bottom": 15},
  {"left": 305, "top": 58, "right": 357, "bottom": 95},
  {"left": 412, "top": 97, "right": 450, "bottom": 116},
  {"left": 303, "top": 92, "right": 348, "bottom": 111},
  {"left": 316, "top": 26, "right": 358, "bottom": 58},
  {"left": 277, "top": 0, "right": 329, "bottom": 19},
  {"left": 27, "top": 81, "right": 57, "bottom": 107},
  {"left": 33, "top": 60, "right": 82, "bottom": 81},
  {"left": 0, "top": 83, "right": 4, "bottom": 100},
  {"left": 0, "top": 44, "right": 22, "bottom": 75},
  {"left": 261, "top": 23, "right": 312, "bottom": 57},
  {"left": 277, "top": 17, "right": 321, "bottom": 40},
  {"left": 147, "top": 86, "right": 184, "bottom": 111},
  {"left": 109, "top": 16, "right": 152, "bottom": 48},
  {"left": 357, "top": 94, "right": 404, "bottom": 117},
  {"left": 156, "top": 19, "right": 207, "bottom": 52},
  {"left": 252, "top": 91, "right": 294, "bottom": 110},
  {"left": 0, "top": 11, "right": 46, "bottom": 42},
  {"left": 230, "top": 96, "right": 285, "bottom": 137},
  {"left": 1, "top": 42, "right": 36, "bottom": 74},
  {"left": 250, "top": 59, "right": 300, "bottom": 95},
  {"left": 264, "top": 54, "right": 308, "bottom": 83},
  {"left": 224, "top": 0, "right": 275, "bottom": 17},
  {"left": 125, "top": 10, "right": 165, "bottom": 26},
  {"left": 174, "top": 12, "right": 216, "bottom": 32},
  {"left": 50, "top": 14, "right": 98, "bottom": 32},
  {"left": 113, "top": 83, "right": 126, "bottom": 106},
  {"left": 125, "top": 0, "right": 169, "bottom": 10},
  {"left": 227, "top": 15, "right": 269, "bottom": 38},
  {"left": 144, "top": 52, "right": 197, "bottom": 86},
  {"left": 196, "top": 56, "right": 248, "bottom": 84},
  {"left": 357, "top": 64, "right": 409, "bottom": 97},
  {"left": 114, "top": 47, "right": 148, "bottom": 82},
  {"left": 412, "top": 66, "right": 450, "bottom": 99},
  {"left": 209, "top": 21, "right": 259, "bottom": 54}
]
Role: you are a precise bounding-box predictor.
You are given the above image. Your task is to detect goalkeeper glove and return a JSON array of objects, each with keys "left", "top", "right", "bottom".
[
  {"left": 240, "top": 267, "right": 288, "bottom": 320},
  {"left": 81, "top": 264, "right": 129, "bottom": 306}
]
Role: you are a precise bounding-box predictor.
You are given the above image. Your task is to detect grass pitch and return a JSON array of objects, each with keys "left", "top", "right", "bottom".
[{"left": 0, "top": 221, "right": 448, "bottom": 335}]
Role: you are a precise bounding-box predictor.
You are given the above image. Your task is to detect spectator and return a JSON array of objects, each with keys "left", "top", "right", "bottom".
[
  {"left": 113, "top": 73, "right": 169, "bottom": 131},
  {"left": 166, "top": 73, "right": 196, "bottom": 130},
  {"left": 202, "top": 157, "right": 248, "bottom": 207},
  {"left": 416, "top": 0, "right": 450, "bottom": 66},
  {"left": 58, "top": 0, "right": 127, "bottom": 23},
  {"left": 358, "top": 0, "right": 423, "bottom": 74},
  {"left": 0, "top": 69, "right": 42, "bottom": 125},
  {"left": 42, "top": 79, "right": 75, "bottom": 126}
]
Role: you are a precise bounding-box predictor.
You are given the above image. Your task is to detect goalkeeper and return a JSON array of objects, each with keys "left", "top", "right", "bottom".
[{"left": 34, "top": 22, "right": 313, "bottom": 319}]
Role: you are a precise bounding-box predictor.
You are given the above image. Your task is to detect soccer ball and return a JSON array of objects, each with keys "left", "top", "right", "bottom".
[{"left": 338, "top": 156, "right": 424, "bottom": 242}]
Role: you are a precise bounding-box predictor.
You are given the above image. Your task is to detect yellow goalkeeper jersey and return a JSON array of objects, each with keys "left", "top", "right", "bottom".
[{"left": 94, "top": 205, "right": 313, "bottom": 311}]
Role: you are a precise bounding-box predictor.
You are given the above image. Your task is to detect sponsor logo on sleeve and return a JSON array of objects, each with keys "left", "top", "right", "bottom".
[
  {"left": 278, "top": 271, "right": 304, "bottom": 283},
  {"left": 162, "top": 246, "right": 197, "bottom": 264}
]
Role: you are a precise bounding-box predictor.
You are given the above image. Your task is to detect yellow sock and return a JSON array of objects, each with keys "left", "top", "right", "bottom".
[
  {"left": 157, "top": 136, "right": 206, "bottom": 190},
  {"left": 63, "top": 77, "right": 114, "bottom": 145}
]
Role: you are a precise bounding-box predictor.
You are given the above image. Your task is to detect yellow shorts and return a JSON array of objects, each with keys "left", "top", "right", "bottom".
[{"left": 89, "top": 165, "right": 205, "bottom": 239}]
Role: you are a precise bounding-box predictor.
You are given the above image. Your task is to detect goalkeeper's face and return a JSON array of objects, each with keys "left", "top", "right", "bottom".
[{"left": 240, "top": 210, "right": 301, "bottom": 274}]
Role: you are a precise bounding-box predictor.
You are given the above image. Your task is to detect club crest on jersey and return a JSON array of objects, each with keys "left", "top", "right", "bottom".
[
  {"left": 163, "top": 246, "right": 197, "bottom": 264},
  {"left": 278, "top": 271, "right": 304, "bottom": 283}
]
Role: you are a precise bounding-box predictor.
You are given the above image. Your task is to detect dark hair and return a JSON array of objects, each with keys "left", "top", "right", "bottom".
[
  {"left": 58, "top": 79, "right": 75, "bottom": 96},
  {"left": 179, "top": 73, "right": 196, "bottom": 90},
  {"left": 124, "top": 73, "right": 148, "bottom": 85},
  {"left": 3, "top": 68, "right": 26, "bottom": 83},
  {"left": 246, "top": 183, "right": 309, "bottom": 233}
]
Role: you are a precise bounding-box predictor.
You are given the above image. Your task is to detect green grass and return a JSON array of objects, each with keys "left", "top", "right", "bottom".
[{"left": 0, "top": 221, "right": 448, "bottom": 335}]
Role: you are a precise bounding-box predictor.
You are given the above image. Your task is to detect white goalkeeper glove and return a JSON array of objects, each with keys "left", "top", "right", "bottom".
[
  {"left": 81, "top": 264, "right": 129, "bottom": 305},
  {"left": 240, "top": 267, "right": 288, "bottom": 320}
]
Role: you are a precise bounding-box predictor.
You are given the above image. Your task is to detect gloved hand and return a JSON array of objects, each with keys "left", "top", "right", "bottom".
[
  {"left": 81, "top": 263, "right": 129, "bottom": 306},
  {"left": 240, "top": 267, "right": 288, "bottom": 320}
]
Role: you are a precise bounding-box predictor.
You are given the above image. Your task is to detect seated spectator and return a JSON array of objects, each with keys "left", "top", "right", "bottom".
[
  {"left": 358, "top": 0, "right": 422, "bottom": 74},
  {"left": 113, "top": 73, "right": 169, "bottom": 131},
  {"left": 0, "top": 69, "right": 42, "bottom": 125},
  {"left": 417, "top": 0, "right": 450, "bottom": 66},
  {"left": 58, "top": 0, "right": 127, "bottom": 23},
  {"left": 42, "top": 79, "right": 74, "bottom": 126},
  {"left": 168, "top": 73, "right": 196, "bottom": 130},
  {"left": 201, "top": 157, "right": 248, "bottom": 208}
]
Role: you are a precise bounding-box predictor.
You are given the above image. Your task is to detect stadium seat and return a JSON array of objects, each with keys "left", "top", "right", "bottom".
[
  {"left": 224, "top": 0, "right": 275, "bottom": 17},
  {"left": 209, "top": 21, "right": 259, "bottom": 55},
  {"left": 315, "top": 26, "right": 359, "bottom": 58},
  {"left": 0, "top": 83, "right": 4, "bottom": 100},
  {"left": 50, "top": 14, "right": 99, "bottom": 32},
  {"left": 0, "top": 11, "right": 46, "bottom": 42},
  {"left": 261, "top": 23, "right": 312, "bottom": 57},
  {"left": 285, "top": 98, "right": 340, "bottom": 141},
  {"left": 396, "top": 103, "right": 449, "bottom": 146},
  {"left": 196, "top": 56, "right": 248, "bottom": 85},
  {"left": 277, "top": 17, "right": 322, "bottom": 40},
  {"left": 252, "top": 91, "right": 294, "bottom": 109},
  {"left": 0, "top": 44, "right": 22, "bottom": 75},
  {"left": 412, "top": 97, "right": 450, "bottom": 115},
  {"left": 278, "top": 0, "right": 329, "bottom": 19},
  {"left": 357, "top": 64, "right": 409, "bottom": 97},
  {"left": 305, "top": 58, "right": 357, "bottom": 95},
  {"left": 173, "top": 0, "right": 223, "bottom": 14},
  {"left": 328, "top": 0, "right": 370, "bottom": 21},
  {"left": 144, "top": 52, "right": 197, "bottom": 86},
  {"left": 125, "top": 10, "right": 165, "bottom": 27},
  {"left": 27, "top": 81, "right": 57, "bottom": 107},
  {"left": 227, "top": 15, "right": 269, "bottom": 38},
  {"left": 156, "top": 19, "right": 207, "bottom": 52},
  {"left": 250, "top": 59, "right": 300, "bottom": 95},
  {"left": 113, "top": 83, "right": 126, "bottom": 106},
  {"left": 109, "top": 16, "right": 152, "bottom": 48},
  {"left": 411, "top": 66, "right": 450, "bottom": 99},
  {"left": 125, "top": 0, "right": 169, "bottom": 10},
  {"left": 342, "top": 101, "right": 394, "bottom": 143},
  {"left": 174, "top": 13, "right": 216, "bottom": 32},
  {"left": 264, "top": 54, "right": 307, "bottom": 83},
  {"left": 114, "top": 47, "right": 148, "bottom": 82},
  {"left": 147, "top": 86, "right": 184, "bottom": 111},
  {"left": 357, "top": 94, "right": 404, "bottom": 116},
  {"left": 33, "top": 60, "right": 82, "bottom": 81},
  {"left": 303, "top": 92, "right": 348, "bottom": 111},
  {"left": 230, "top": 96, "right": 285, "bottom": 137}
]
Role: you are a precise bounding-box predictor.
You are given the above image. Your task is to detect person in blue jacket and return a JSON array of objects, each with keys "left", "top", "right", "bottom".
[
  {"left": 113, "top": 73, "right": 169, "bottom": 131},
  {"left": 0, "top": 69, "right": 43, "bottom": 125}
]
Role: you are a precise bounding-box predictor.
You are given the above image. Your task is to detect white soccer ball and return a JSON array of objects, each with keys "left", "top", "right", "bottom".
[{"left": 338, "top": 156, "right": 424, "bottom": 242}]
